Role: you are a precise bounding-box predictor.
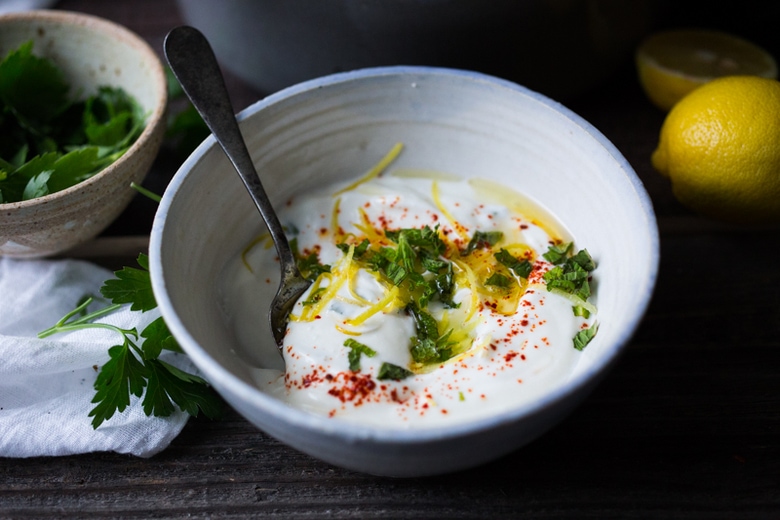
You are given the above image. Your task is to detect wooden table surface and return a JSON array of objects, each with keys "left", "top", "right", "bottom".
[{"left": 2, "top": 1, "right": 779, "bottom": 518}]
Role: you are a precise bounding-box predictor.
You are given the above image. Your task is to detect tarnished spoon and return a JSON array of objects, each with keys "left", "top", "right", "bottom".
[{"left": 164, "top": 26, "right": 310, "bottom": 347}]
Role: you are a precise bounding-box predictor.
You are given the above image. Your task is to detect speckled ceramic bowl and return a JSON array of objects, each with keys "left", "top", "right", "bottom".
[
  {"left": 0, "top": 10, "right": 167, "bottom": 258},
  {"left": 151, "top": 67, "right": 659, "bottom": 477}
]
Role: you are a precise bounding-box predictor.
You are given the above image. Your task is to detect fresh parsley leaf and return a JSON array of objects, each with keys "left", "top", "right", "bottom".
[
  {"left": 45, "top": 146, "right": 101, "bottom": 193},
  {"left": 377, "top": 362, "right": 414, "bottom": 381},
  {"left": 0, "top": 41, "right": 70, "bottom": 128},
  {"left": 142, "top": 359, "right": 224, "bottom": 420},
  {"left": 89, "top": 338, "right": 147, "bottom": 429},
  {"left": 22, "top": 168, "right": 53, "bottom": 200},
  {"left": 140, "top": 316, "right": 183, "bottom": 359},
  {"left": 343, "top": 338, "right": 377, "bottom": 371},
  {"left": 100, "top": 254, "right": 156, "bottom": 312},
  {"left": 0, "top": 41, "right": 146, "bottom": 203}
]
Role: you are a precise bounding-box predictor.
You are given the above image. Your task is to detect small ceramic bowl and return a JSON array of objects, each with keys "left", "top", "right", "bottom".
[
  {"left": 0, "top": 10, "right": 167, "bottom": 258},
  {"left": 150, "top": 67, "right": 659, "bottom": 477}
]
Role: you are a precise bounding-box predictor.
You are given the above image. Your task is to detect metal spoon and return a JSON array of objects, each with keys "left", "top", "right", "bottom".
[{"left": 164, "top": 26, "right": 310, "bottom": 347}]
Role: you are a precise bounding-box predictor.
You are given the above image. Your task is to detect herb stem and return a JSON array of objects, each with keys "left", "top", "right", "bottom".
[
  {"left": 38, "top": 321, "right": 134, "bottom": 339},
  {"left": 130, "top": 182, "right": 162, "bottom": 203},
  {"left": 38, "top": 300, "right": 132, "bottom": 339}
]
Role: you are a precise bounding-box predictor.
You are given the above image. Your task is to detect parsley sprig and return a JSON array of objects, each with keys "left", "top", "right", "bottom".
[{"left": 39, "top": 254, "right": 223, "bottom": 429}]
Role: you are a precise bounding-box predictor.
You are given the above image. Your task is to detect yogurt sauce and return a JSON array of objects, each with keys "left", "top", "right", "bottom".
[{"left": 223, "top": 157, "right": 598, "bottom": 429}]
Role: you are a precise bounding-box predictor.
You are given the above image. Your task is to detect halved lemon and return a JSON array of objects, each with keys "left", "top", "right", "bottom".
[{"left": 636, "top": 29, "right": 778, "bottom": 111}]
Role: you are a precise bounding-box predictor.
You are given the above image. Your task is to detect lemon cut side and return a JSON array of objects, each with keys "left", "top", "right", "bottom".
[{"left": 636, "top": 29, "right": 778, "bottom": 111}]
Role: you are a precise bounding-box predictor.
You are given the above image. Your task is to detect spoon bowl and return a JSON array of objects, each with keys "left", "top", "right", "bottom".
[{"left": 163, "top": 26, "right": 309, "bottom": 346}]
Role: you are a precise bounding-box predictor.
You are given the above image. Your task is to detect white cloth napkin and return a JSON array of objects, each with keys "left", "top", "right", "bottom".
[{"left": 0, "top": 257, "right": 192, "bottom": 458}]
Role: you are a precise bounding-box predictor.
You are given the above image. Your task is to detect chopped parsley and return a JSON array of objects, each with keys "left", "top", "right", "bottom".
[
  {"left": 484, "top": 272, "right": 513, "bottom": 288},
  {"left": 343, "top": 338, "right": 376, "bottom": 372},
  {"left": 290, "top": 237, "right": 332, "bottom": 281},
  {"left": 542, "top": 243, "right": 598, "bottom": 348},
  {"left": 463, "top": 230, "right": 503, "bottom": 255},
  {"left": 377, "top": 362, "right": 414, "bottom": 381},
  {"left": 407, "top": 303, "right": 455, "bottom": 364},
  {"left": 573, "top": 322, "right": 599, "bottom": 351},
  {"left": 494, "top": 248, "right": 533, "bottom": 279},
  {"left": 542, "top": 244, "right": 595, "bottom": 303},
  {"left": 340, "top": 224, "right": 459, "bottom": 310}
]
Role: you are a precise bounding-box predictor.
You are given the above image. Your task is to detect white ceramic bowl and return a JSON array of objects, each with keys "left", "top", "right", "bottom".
[
  {"left": 150, "top": 66, "right": 659, "bottom": 477},
  {"left": 0, "top": 10, "right": 167, "bottom": 258}
]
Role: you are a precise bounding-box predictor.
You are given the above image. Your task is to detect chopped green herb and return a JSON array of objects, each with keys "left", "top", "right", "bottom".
[
  {"left": 540, "top": 244, "right": 598, "bottom": 349},
  {"left": 345, "top": 225, "right": 456, "bottom": 312},
  {"left": 337, "top": 238, "right": 371, "bottom": 258},
  {"left": 343, "top": 338, "right": 377, "bottom": 372},
  {"left": 572, "top": 305, "right": 591, "bottom": 319},
  {"left": 573, "top": 322, "right": 599, "bottom": 351},
  {"left": 463, "top": 230, "right": 503, "bottom": 255},
  {"left": 484, "top": 272, "right": 513, "bottom": 288},
  {"left": 407, "top": 303, "right": 454, "bottom": 364},
  {"left": 542, "top": 242, "right": 573, "bottom": 264},
  {"left": 570, "top": 248, "right": 596, "bottom": 272},
  {"left": 290, "top": 238, "right": 331, "bottom": 281},
  {"left": 377, "top": 362, "right": 414, "bottom": 381},
  {"left": 494, "top": 248, "right": 533, "bottom": 278},
  {"left": 301, "top": 287, "right": 327, "bottom": 306}
]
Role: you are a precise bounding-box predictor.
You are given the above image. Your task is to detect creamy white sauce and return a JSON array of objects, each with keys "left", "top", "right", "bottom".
[{"left": 222, "top": 170, "right": 596, "bottom": 429}]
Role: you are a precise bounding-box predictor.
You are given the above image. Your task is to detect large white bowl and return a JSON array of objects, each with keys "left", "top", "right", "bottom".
[{"left": 150, "top": 66, "right": 659, "bottom": 477}]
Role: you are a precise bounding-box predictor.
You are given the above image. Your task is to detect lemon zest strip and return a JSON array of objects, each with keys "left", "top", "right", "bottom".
[
  {"left": 335, "top": 324, "right": 362, "bottom": 336},
  {"left": 240, "top": 232, "right": 271, "bottom": 273},
  {"left": 345, "top": 286, "right": 400, "bottom": 327},
  {"left": 431, "top": 180, "right": 470, "bottom": 242}
]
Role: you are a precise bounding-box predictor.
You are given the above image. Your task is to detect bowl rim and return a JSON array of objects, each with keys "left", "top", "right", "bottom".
[
  {"left": 151, "top": 65, "right": 660, "bottom": 443},
  {"left": 0, "top": 9, "right": 168, "bottom": 210}
]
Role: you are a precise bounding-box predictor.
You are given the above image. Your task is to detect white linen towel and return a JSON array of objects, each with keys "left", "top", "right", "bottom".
[{"left": 0, "top": 257, "right": 192, "bottom": 458}]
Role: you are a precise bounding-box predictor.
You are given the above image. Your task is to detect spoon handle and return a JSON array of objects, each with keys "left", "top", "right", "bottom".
[{"left": 163, "top": 25, "right": 296, "bottom": 272}]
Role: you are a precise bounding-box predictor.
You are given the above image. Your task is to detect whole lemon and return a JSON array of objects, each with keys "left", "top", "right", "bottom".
[{"left": 651, "top": 75, "right": 780, "bottom": 225}]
